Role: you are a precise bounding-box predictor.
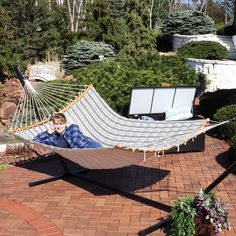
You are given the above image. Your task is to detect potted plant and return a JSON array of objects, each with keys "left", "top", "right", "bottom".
[
  {"left": 171, "top": 194, "right": 196, "bottom": 235},
  {"left": 171, "top": 189, "right": 231, "bottom": 236}
]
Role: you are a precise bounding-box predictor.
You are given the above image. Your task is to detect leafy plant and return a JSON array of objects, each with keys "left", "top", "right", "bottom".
[
  {"left": 171, "top": 190, "right": 231, "bottom": 236},
  {"left": 194, "top": 189, "right": 231, "bottom": 235},
  {"left": 160, "top": 11, "right": 215, "bottom": 35},
  {"left": 171, "top": 195, "right": 196, "bottom": 236},
  {"left": 177, "top": 41, "right": 228, "bottom": 60}
]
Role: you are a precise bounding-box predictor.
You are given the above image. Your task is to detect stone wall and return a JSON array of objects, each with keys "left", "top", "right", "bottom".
[
  {"left": 186, "top": 59, "right": 236, "bottom": 91},
  {"left": 0, "top": 78, "right": 22, "bottom": 128}
]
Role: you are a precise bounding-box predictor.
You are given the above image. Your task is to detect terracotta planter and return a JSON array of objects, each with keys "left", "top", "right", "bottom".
[{"left": 195, "top": 216, "right": 215, "bottom": 236}]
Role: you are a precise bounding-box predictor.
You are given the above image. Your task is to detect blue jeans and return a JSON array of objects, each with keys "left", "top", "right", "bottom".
[{"left": 86, "top": 139, "right": 103, "bottom": 148}]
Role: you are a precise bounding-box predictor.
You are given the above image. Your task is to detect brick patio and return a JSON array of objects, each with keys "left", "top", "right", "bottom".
[{"left": 0, "top": 135, "right": 235, "bottom": 236}]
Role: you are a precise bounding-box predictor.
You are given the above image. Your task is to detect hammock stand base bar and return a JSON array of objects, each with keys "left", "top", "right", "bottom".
[
  {"left": 138, "top": 159, "right": 236, "bottom": 235},
  {"left": 28, "top": 154, "right": 89, "bottom": 187},
  {"left": 28, "top": 154, "right": 172, "bottom": 213}
]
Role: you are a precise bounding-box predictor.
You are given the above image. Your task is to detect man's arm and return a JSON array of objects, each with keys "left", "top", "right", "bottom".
[
  {"left": 66, "top": 124, "right": 88, "bottom": 148},
  {"left": 33, "top": 131, "right": 56, "bottom": 146}
]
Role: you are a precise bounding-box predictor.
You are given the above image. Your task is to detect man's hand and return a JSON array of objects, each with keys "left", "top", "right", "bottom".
[{"left": 48, "top": 126, "right": 55, "bottom": 134}]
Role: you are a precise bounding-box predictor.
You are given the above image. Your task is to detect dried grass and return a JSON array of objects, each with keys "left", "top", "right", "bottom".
[{"left": 26, "top": 52, "right": 65, "bottom": 79}]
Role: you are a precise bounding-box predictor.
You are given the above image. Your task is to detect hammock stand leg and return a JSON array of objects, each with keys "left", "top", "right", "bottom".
[
  {"left": 28, "top": 154, "right": 172, "bottom": 213},
  {"left": 28, "top": 154, "right": 88, "bottom": 187},
  {"left": 138, "top": 159, "right": 236, "bottom": 235}
]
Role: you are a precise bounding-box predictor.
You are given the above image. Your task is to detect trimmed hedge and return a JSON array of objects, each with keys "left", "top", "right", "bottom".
[
  {"left": 213, "top": 104, "right": 236, "bottom": 141},
  {"left": 177, "top": 41, "right": 228, "bottom": 60},
  {"left": 199, "top": 89, "right": 236, "bottom": 119}
]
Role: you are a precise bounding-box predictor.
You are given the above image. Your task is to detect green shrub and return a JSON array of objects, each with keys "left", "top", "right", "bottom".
[
  {"left": 177, "top": 41, "right": 228, "bottom": 60},
  {"left": 73, "top": 53, "right": 198, "bottom": 116},
  {"left": 230, "top": 135, "right": 236, "bottom": 152},
  {"left": 213, "top": 105, "right": 236, "bottom": 141},
  {"left": 60, "top": 41, "right": 116, "bottom": 72},
  {"left": 160, "top": 11, "right": 215, "bottom": 35},
  {"left": 199, "top": 89, "right": 236, "bottom": 119},
  {"left": 229, "top": 134, "right": 236, "bottom": 166},
  {"left": 229, "top": 135, "right": 236, "bottom": 164}
]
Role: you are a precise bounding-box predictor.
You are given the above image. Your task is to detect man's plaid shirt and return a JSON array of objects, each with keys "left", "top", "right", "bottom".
[{"left": 33, "top": 124, "right": 90, "bottom": 148}]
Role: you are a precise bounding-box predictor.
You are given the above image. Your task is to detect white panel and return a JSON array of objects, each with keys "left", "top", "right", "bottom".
[
  {"left": 172, "top": 88, "right": 196, "bottom": 109},
  {"left": 129, "top": 88, "right": 154, "bottom": 115},
  {"left": 151, "top": 88, "right": 175, "bottom": 113}
]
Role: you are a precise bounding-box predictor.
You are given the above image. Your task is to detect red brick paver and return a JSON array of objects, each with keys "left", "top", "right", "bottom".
[
  {"left": 0, "top": 135, "right": 235, "bottom": 235},
  {"left": 0, "top": 197, "right": 63, "bottom": 236}
]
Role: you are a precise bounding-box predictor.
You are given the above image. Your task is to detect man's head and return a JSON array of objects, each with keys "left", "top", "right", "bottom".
[{"left": 52, "top": 113, "right": 67, "bottom": 134}]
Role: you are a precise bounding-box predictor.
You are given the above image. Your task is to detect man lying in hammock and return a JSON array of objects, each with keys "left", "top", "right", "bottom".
[{"left": 33, "top": 113, "right": 102, "bottom": 149}]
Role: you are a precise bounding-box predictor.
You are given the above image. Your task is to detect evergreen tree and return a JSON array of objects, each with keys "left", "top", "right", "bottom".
[
  {"left": 84, "top": 0, "right": 127, "bottom": 52},
  {"left": 1, "top": 0, "right": 71, "bottom": 62},
  {"left": 60, "top": 41, "right": 116, "bottom": 72},
  {"left": 109, "top": 0, "right": 125, "bottom": 17},
  {"left": 120, "top": 0, "right": 157, "bottom": 58},
  {"left": 0, "top": 6, "right": 19, "bottom": 78},
  {"left": 161, "top": 11, "right": 216, "bottom": 35},
  {"left": 85, "top": 0, "right": 113, "bottom": 41}
]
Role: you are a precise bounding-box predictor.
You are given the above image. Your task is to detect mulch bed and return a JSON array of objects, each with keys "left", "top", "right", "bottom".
[{"left": 0, "top": 144, "right": 52, "bottom": 165}]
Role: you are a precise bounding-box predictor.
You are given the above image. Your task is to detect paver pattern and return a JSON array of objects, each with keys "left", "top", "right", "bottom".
[{"left": 0, "top": 135, "right": 235, "bottom": 235}]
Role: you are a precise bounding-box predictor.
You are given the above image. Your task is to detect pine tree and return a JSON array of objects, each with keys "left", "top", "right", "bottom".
[
  {"left": 120, "top": 0, "right": 157, "bottom": 57},
  {"left": 85, "top": 0, "right": 114, "bottom": 41},
  {"left": 0, "top": 6, "right": 19, "bottom": 78},
  {"left": 1, "top": 0, "right": 71, "bottom": 62}
]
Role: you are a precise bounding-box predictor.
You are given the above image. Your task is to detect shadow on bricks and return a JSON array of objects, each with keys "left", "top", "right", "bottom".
[{"left": 15, "top": 154, "right": 171, "bottom": 195}]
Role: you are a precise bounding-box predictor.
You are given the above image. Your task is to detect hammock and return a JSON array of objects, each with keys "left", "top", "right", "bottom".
[{"left": 9, "top": 80, "right": 227, "bottom": 169}]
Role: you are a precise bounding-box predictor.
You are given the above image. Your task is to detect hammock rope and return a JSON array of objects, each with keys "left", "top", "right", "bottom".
[{"left": 10, "top": 81, "right": 88, "bottom": 130}]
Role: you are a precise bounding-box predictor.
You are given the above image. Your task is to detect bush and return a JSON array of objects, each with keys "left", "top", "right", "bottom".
[
  {"left": 160, "top": 11, "right": 215, "bottom": 35},
  {"left": 199, "top": 89, "right": 236, "bottom": 119},
  {"left": 60, "top": 41, "right": 116, "bottom": 72},
  {"left": 229, "top": 135, "right": 236, "bottom": 164},
  {"left": 213, "top": 105, "right": 236, "bottom": 141},
  {"left": 73, "top": 53, "right": 198, "bottom": 116},
  {"left": 177, "top": 41, "right": 228, "bottom": 60},
  {"left": 230, "top": 135, "right": 236, "bottom": 152}
]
